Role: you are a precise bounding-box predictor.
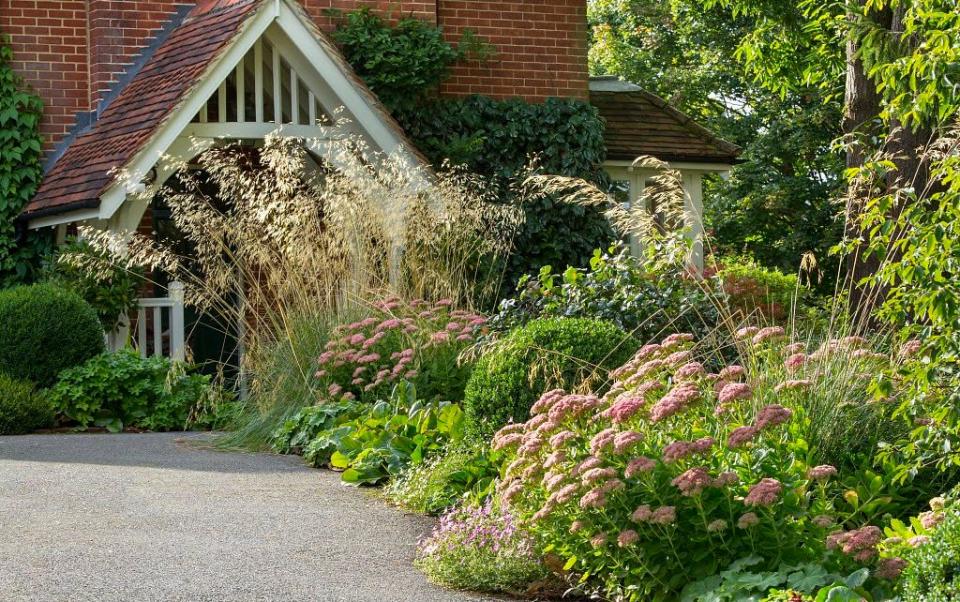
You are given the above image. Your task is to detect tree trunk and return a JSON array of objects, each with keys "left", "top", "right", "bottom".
[{"left": 843, "top": 2, "right": 890, "bottom": 320}]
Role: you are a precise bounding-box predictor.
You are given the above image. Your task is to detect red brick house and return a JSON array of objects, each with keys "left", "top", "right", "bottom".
[{"left": 3, "top": 0, "right": 737, "bottom": 231}]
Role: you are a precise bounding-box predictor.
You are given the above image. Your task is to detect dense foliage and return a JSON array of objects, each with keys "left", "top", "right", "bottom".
[
  {"left": 896, "top": 506, "right": 960, "bottom": 599},
  {"left": 588, "top": 0, "right": 844, "bottom": 281},
  {"left": 0, "top": 373, "right": 53, "bottom": 434},
  {"left": 490, "top": 330, "right": 914, "bottom": 599},
  {"left": 42, "top": 239, "right": 143, "bottom": 331},
  {"left": 463, "top": 317, "right": 637, "bottom": 438},
  {"left": 491, "top": 246, "right": 719, "bottom": 344},
  {"left": 49, "top": 350, "right": 213, "bottom": 432},
  {"left": 0, "top": 283, "right": 105, "bottom": 386},
  {"left": 330, "top": 8, "right": 491, "bottom": 112},
  {"left": 0, "top": 37, "right": 46, "bottom": 285},
  {"left": 273, "top": 383, "right": 465, "bottom": 485}
]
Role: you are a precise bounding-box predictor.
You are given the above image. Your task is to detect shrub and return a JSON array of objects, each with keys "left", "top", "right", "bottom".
[
  {"left": 49, "top": 349, "right": 212, "bottom": 432},
  {"left": 463, "top": 317, "right": 637, "bottom": 437},
  {"left": 415, "top": 501, "right": 549, "bottom": 594},
  {"left": 385, "top": 438, "right": 501, "bottom": 514},
  {"left": 0, "top": 374, "right": 53, "bottom": 434},
  {"left": 313, "top": 297, "right": 486, "bottom": 404},
  {"left": 490, "top": 246, "right": 720, "bottom": 344},
  {"left": 710, "top": 255, "right": 806, "bottom": 322},
  {"left": 491, "top": 331, "right": 912, "bottom": 600},
  {"left": 0, "top": 283, "right": 104, "bottom": 386},
  {"left": 892, "top": 502, "right": 960, "bottom": 599}
]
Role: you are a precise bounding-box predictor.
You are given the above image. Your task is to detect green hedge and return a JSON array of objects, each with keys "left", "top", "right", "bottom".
[
  {"left": 463, "top": 317, "right": 637, "bottom": 437},
  {"left": 0, "top": 374, "right": 53, "bottom": 434},
  {"left": 0, "top": 283, "right": 105, "bottom": 386},
  {"left": 899, "top": 509, "right": 960, "bottom": 599}
]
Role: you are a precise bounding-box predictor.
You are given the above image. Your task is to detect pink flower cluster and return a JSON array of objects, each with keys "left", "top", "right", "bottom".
[
  {"left": 827, "top": 525, "right": 882, "bottom": 563},
  {"left": 662, "top": 437, "right": 714, "bottom": 463},
  {"left": 649, "top": 382, "right": 702, "bottom": 422},
  {"left": 631, "top": 504, "right": 676, "bottom": 525},
  {"left": 316, "top": 298, "right": 485, "bottom": 397},
  {"left": 744, "top": 478, "right": 783, "bottom": 507}
]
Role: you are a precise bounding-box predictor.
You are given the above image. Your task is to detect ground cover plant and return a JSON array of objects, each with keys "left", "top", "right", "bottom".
[
  {"left": 49, "top": 349, "right": 215, "bottom": 432},
  {"left": 489, "top": 329, "right": 919, "bottom": 599},
  {"left": 0, "top": 373, "right": 53, "bottom": 435}
]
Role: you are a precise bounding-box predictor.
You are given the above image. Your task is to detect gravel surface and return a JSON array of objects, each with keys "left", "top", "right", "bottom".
[{"left": 0, "top": 432, "right": 495, "bottom": 602}]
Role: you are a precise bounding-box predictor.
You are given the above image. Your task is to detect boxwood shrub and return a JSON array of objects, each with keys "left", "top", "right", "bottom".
[
  {"left": 463, "top": 317, "right": 637, "bottom": 437},
  {"left": 0, "top": 373, "right": 54, "bottom": 434},
  {"left": 0, "top": 283, "right": 105, "bottom": 386},
  {"left": 899, "top": 509, "right": 960, "bottom": 599}
]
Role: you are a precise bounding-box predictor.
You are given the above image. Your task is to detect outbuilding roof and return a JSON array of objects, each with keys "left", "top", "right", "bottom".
[{"left": 590, "top": 76, "right": 740, "bottom": 164}]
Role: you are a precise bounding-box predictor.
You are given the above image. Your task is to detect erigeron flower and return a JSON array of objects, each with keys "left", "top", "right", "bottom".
[
  {"left": 808, "top": 465, "right": 838, "bottom": 481},
  {"left": 707, "top": 519, "right": 728, "bottom": 533},
  {"left": 755, "top": 404, "right": 793, "bottom": 429},
  {"left": 631, "top": 504, "right": 652, "bottom": 522},
  {"left": 672, "top": 467, "right": 714, "bottom": 496},
  {"left": 617, "top": 529, "right": 639, "bottom": 547},
  {"left": 718, "top": 382, "right": 752, "bottom": 404},
  {"left": 727, "top": 425, "right": 758, "bottom": 449},
  {"left": 650, "top": 506, "right": 676, "bottom": 525},
  {"left": 744, "top": 478, "right": 783, "bottom": 507},
  {"left": 874, "top": 557, "right": 907, "bottom": 580},
  {"left": 752, "top": 326, "right": 786, "bottom": 344},
  {"left": 613, "top": 431, "right": 644, "bottom": 454},
  {"left": 624, "top": 457, "right": 657, "bottom": 478},
  {"left": 737, "top": 512, "right": 759, "bottom": 528}
]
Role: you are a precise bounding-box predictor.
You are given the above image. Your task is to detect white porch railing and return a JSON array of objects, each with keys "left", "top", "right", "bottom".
[{"left": 111, "top": 281, "right": 186, "bottom": 361}]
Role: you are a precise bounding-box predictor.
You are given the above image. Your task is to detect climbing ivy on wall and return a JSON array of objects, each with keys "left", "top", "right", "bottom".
[
  {"left": 0, "top": 37, "right": 46, "bottom": 286},
  {"left": 332, "top": 11, "right": 613, "bottom": 292}
]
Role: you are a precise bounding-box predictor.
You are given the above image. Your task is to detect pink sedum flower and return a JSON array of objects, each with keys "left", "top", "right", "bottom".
[
  {"left": 744, "top": 478, "right": 783, "bottom": 507},
  {"left": 874, "top": 557, "right": 907, "bottom": 580},
  {"left": 650, "top": 506, "right": 676, "bottom": 525},
  {"left": 613, "top": 431, "right": 644, "bottom": 454},
  {"left": 617, "top": 529, "right": 639, "bottom": 547},
  {"left": 784, "top": 353, "right": 808, "bottom": 372},
  {"left": 727, "top": 425, "right": 758, "bottom": 449},
  {"left": 672, "top": 467, "right": 714, "bottom": 496},
  {"left": 807, "top": 465, "right": 838, "bottom": 481},
  {"left": 756, "top": 404, "right": 793, "bottom": 429},
  {"left": 718, "top": 382, "right": 752, "bottom": 404},
  {"left": 624, "top": 457, "right": 657, "bottom": 478},
  {"left": 737, "top": 512, "right": 759, "bottom": 529}
]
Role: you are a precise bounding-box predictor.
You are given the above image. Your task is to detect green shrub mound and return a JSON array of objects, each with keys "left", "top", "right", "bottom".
[
  {"left": 50, "top": 350, "right": 212, "bottom": 432},
  {"left": 0, "top": 284, "right": 105, "bottom": 386},
  {"left": 899, "top": 510, "right": 960, "bottom": 600},
  {"left": 0, "top": 374, "right": 54, "bottom": 434},
  {"left": 463, "top": 317, "right": 637, "bottom": 437}
]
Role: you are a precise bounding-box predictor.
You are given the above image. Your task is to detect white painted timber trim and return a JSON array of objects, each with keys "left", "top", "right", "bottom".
[
  {"left": 181, "top": 122, "right": 333, "bottom": 139},
  {"left": 28, "top": 208, "right": 100, "bottom": 229},
  {"left": 602, "top": 159, "right": 732, "bottom": 173}
]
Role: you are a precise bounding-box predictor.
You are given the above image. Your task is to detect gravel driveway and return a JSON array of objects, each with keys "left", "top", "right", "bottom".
[{"left": 0, "top": 433, "right": 494, "bottom": 602}]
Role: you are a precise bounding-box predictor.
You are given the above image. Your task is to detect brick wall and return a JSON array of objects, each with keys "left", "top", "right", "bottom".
[
  {"left": 1, "top": 0, "right": 588, "bottom": 157},
  {"left": 438, "top": 0, "right": 589, "bottom": 101},
  {"left": 0, "top": 0, "right": 88, "bottom": 154},
  {"left": 88, "top": 0, "right": 193, "bottom": 107}
]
